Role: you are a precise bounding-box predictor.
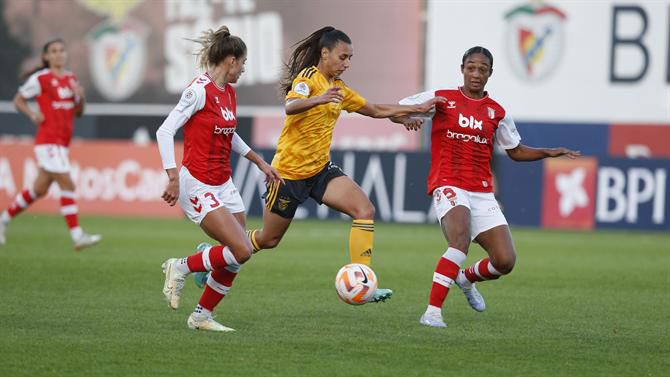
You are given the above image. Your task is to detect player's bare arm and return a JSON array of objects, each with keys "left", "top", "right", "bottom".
[
  {"left": 243, "top": 150, "right": 284, "bottom": 184},
  {"left": 506, "top": 144, "right": 581, "bottom": 161},
  {"left": 357, "top": 96, "right": 446, "bottom": 119},
  {"left": 73, "top": 82, "right": 86, "bottom": 117},
  {"left": 285, "top": 87, "right": 343, "bottom": 115},
  {"left": 13, "top": 93, "right": 44, "bottom": 125}
]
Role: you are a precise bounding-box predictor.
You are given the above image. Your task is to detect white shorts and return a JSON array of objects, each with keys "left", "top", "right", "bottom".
[
  {"left": 34, "top": 145, "right": 71, "bottom": 173},
  {"left": 178, "top": 166, "right": 246, "bottom": 224},
  {"left": 432, "top": 185, "right": 508, "bottom": 241}
]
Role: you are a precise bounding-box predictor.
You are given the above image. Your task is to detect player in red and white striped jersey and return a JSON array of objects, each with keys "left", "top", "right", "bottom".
[
  {"left": 0, "top": 38, "right": 101, "bottom": 250},
  {"left": 157, "top": 25, "right": 282, "bottom": 332},
  {"left": 397, "top": 46, "right": 580, "bottom": 328}
]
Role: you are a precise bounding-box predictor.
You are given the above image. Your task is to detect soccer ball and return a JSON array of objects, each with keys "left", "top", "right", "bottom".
[{"left": 334, "top": 263, "right": 378, "bottom": 305}]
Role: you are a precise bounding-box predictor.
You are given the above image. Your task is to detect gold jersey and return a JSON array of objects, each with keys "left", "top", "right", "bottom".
[{"left": 271, "top": 66, "right": 366, "bottom": 180}]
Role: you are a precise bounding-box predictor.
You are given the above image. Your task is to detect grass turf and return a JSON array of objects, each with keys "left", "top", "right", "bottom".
[{"left": 0, "top": 214, "right": 668, "bottom": 376}]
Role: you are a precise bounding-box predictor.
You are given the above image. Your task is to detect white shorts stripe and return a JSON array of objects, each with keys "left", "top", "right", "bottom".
[
  {"left": 202, "top": 246, "right": 213, "bottom": 272},
  {"left": 60, "top": 205, "right": 78, "bottom": 215},
  {"left": 433, "top": 272, "right": 454, "bottom": 288},
  {"left": 443, "top": 247, "right": 467, "bottom": 266},
  {"left": 206, "top": 275, "right": 231, "bottom": 295}
]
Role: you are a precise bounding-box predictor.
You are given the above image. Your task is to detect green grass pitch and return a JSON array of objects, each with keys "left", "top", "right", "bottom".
[{"left": 0, "top": 214, "right": 668, "bottom": 376}]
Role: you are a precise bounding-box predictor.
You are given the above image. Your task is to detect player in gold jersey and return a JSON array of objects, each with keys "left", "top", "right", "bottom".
[{"left": 246, "top": 26, "right": 444, "bottom": 303}]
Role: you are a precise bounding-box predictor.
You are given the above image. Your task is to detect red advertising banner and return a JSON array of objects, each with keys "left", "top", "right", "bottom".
[
  {"left": 541, "top": 157, "right": 598, "bottom": 230},
  {"left": 0, "top": 140, "right": 183, "bottom": 217},
  {"left": 608, "top": 124, "right": 670, "bottom": 158}
]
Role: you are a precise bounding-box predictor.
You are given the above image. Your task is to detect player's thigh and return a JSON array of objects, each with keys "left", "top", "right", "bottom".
[
  {"left": 32, "top": 168, "right": 54, "bottom": 197},
  {"left": 442, "top": 205, "right": 472, "bottom": 252},
  {"left": 474, "top": 225, "right": 516, "bottom": 273},
  {"left": 433, "top": 186, "right": 473, "bottom": 251},
  {"left": 321, "top": 176, "right": 373, "bottom": 218},
  {"left": 200, "top": 207, "right": 251, "bottom": 260},
  {"left": 51, "top": 172, "right": 75, "bottom": 191},
  {"left": 232, "top": 210, "right": 246, "bottom": 229}
]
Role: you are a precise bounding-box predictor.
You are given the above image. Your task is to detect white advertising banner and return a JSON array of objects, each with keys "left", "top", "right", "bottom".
[{"left": 426, "top": 0, "right": 670, "bottom": 123}]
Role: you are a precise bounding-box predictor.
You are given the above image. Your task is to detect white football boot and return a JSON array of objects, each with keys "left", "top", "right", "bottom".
[
  {"left": 0, "top": 220, "right": 6, "bottom": 246},
  {"left": 456, "top": 270, "right": 486, "bottom": 312},
  {"left": 162, "top": 258, "right": 188, "bottom": 310},
  {"left": 419, "top": 310, "right": 447, "bottom": 328},
  {"left": 187, "top": 312, "right": 235, "bottom": 332},
  {"left": 73, "top": 232, "right": 102, "bottom": 251}
]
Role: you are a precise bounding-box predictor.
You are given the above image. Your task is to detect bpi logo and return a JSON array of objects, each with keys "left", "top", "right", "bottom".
[
  {"left": 541, "top": 158, "right": 597, "bottom": 229},
  {"left": 504, "top": 2, "right": 566, "bottom": 81},
  {"left": 220, "top": 107, "right": 236, "bottom": 121},
  {"left": 458, "top": 113, "right": 482, "bottom": 130}
]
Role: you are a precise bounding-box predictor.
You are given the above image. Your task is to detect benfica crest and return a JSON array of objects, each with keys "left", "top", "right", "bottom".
[
  {"left": 504, "top": 2, "right": 567, "bottom": 82},
  {"left": 81, "top": 0, "right": 147, "bottom": 101}
]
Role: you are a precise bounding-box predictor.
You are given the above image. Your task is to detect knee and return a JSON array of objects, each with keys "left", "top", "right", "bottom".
[
  {"left": 351, "top": 201, "right": 375, "bottom": 220},
  {"left": 491, "top": 253, "right": 516, "bottom": 275},
  {"left": 32, "top": 187, "right": 48, "bottom": 198},
  {"left": 228, "top": 241, "right": 253, "bottom": 265},
  {"left": 448, "top": 233, "right": 471, "bottom": 253}
]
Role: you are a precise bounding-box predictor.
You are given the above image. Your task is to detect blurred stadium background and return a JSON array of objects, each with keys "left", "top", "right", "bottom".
[{"left": 0, "top": 0, "right": 668, "bottom": 231}]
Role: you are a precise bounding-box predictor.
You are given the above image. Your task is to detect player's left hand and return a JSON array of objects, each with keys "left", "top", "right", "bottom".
[
  {"left": 549, "top": 147, "right": 581, "bottom": 159},
  {"left": 402, "top": 117, "right": 424, "bottom": 131},
  {"left": 259, "top": 162, "right": 284, "bottom": 184},
  {"left": 415, "top": 96, "right": 447, "bottom": 113}
]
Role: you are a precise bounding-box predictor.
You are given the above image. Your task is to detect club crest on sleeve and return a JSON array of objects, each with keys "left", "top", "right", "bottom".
[{"left": 294, "top": 82, "right": 310, "bottom": 96}]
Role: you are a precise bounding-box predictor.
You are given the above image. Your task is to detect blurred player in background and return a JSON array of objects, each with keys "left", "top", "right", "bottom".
[
  {"left": 243, "top": 26, "right": 444, "bottom": 303},
  {"left": 396, "top": 46, "right": 581, "bottom": 327},
  {"left": 0, "top": 38, "right": 101, "bottom": 250},
  {"left": 157, "top": 25, "right": 282, "bottom": 332}
]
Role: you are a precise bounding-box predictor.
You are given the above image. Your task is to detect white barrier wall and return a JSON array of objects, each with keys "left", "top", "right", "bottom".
[{"left": 426, "top": 0, "right": 670, "bottom": 123}]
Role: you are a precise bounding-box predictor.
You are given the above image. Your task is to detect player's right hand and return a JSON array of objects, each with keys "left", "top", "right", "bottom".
[
  {"left": 162, "top": 180, "right": 179, "bottom": 206},
  {"left": 31, "top": 112, "right": 44, "bottom": 125},
  {"left": 317, "top": 87, "right": 344, "bottom": 104},
  {"left": 403, "top": 117, "right": 424, "bottom": 131},
  {"left": 415, "top": 96, "right": 446, "bottom": 113}
]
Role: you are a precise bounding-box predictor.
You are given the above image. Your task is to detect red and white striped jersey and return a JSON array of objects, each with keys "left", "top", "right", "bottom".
[
  {"left": 19, "top": 69, "right": 80, "bottom": 146},
  {"left": 401, "top": 87, "right": 521, "bottom": 194},
  {"left": 157, "top": 73, "right": 238, "bottom": 186}
]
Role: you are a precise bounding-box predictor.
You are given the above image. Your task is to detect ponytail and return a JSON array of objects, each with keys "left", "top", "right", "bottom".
[
  {"left": 280, "top": 26, "right": 351, "bottom": 95},
  {"left": 192, "top": 25, "right": 246, "bottom": 71}
]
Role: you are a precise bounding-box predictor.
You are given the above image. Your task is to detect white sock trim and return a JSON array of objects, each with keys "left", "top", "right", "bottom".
[
  {"left": 473, "top": 260, "right": 485, "bottom": 280},
  {"left": 443, "top": 247, "right": 467, "bottom": 266},
  {"left": 202, "top": 246, "right": 213, "bottom": 272},
  {"left": 60, "top": 190, "right": 76, "bottom": 199},
  {"left": 222, "top": 247, "right": 240, "bottom": 269},
  {"left": 432, "top": 272, "right": 454, "bottom": 288},
  {"left": 487, "top": 261, "right": 502, "bottom": 276},
  {"left": 60, "top": 204, "right": 78, "bottom": 216},
  {"left": 206, "top": 274, "right": 231, "bottom": 295}
]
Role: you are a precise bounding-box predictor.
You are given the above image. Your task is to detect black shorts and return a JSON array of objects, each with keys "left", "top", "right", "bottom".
[{"left": 264, "top": 161, "right": 346, "bottom": 219}]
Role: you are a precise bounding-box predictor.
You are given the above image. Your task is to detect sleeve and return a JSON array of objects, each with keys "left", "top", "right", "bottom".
[
  {"left": 231, "top": 133, "right": 251, "bottom": 156},
  {"left": 285, "top": 75, "right": 314, "bottom": 101},
  {"left": 18, "top": 73, "right": 42, "bottom": 99},
  {"left": 398, "top": 90, "right": 435, "bottom": 106},
  {"left": 156, "top": 85, "right": 206, "bottom": 169},
  {"left": 495, "top": 112, "right": 521, "bottom": 149},
  {"left": 341, "top": 83, "right": 366, "bottom": 113},
  {"left": 399, "top": 90, "right": 437, "bottom": 118}
]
